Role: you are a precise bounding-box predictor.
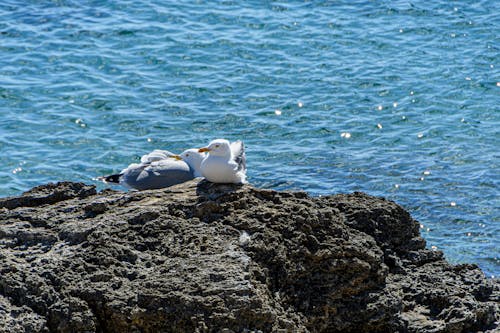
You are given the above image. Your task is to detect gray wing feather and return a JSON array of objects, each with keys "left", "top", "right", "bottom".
[
  {"left": 140, "top": 150, "right": 175, "bottom": 163},
  {"left": 121, "top": 159, "right": 193, "bottom": 190},
  {"left": 231, "top": 140, "right": 246, "bottom": 172}
]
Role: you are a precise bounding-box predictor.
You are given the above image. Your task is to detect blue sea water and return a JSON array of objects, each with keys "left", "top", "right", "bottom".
[{"left": 0, "top": 1, "right": 498, "bottom": 277}]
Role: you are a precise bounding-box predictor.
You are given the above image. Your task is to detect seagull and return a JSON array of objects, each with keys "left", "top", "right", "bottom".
[
  {"left": 98, "top": 148, "right": 205, "bottom": 190},
  {"left": 170, "top": 148, "right": 204, "bottom": 178},
  {"left": 198, "top": 139, "right": 247, "bottom": 184}
]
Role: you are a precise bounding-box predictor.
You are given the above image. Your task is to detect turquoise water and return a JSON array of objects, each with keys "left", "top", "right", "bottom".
[{"left": 0, "top": 1, "right": 498, "bottom": 277}]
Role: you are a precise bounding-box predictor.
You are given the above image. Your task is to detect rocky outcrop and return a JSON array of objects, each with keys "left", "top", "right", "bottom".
[{"left": 0, "top": 180, "right": 498, "bottom": 333}]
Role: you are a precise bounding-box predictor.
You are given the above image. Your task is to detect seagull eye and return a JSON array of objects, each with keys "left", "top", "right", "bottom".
[
  {"left": 186, "top": 153, "right": 189, "bottom": 157},
  {"left": 215, "top": 144, "right": 220, "bottom": 148}
]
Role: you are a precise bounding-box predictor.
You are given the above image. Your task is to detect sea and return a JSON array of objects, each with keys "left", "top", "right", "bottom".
[{"left": 0, "top": 1, "right": 498, "bottom": 277}]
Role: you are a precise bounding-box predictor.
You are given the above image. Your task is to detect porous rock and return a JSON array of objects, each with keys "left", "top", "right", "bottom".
[{"left": 0, "top": 180, "right": 497, "bottom": 333}]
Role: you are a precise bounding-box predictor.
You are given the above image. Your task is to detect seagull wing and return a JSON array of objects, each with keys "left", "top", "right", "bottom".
[
  {"left": 140, "top": 150, "right": 175, "bottom": 163},
  {"left": 230, "top": 140, "right": 246, "bottom": 172},
  {"left": 121, "top": 159, "right": 192, "bottom": 190}
]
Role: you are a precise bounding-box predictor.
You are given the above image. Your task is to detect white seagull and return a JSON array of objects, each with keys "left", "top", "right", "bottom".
[
  {"left": 99, "top": 148, "right": 205, "bottom": 190},
  {"left": 198, "top": 139, "right": 247, "bottom": 184}
]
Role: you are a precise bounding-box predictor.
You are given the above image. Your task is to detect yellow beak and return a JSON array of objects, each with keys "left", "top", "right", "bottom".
[
  {"left": 169, "top": 155, "right": 183, "bottom": 161},
  {"left": 198, "top": 147, "right": 210, "bottom": 153}
]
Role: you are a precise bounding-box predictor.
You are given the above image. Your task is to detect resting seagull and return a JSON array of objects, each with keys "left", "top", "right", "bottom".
[
  {"left": 198, "top": 139, "right": 247, "bottom": 184},
  {"left": 99, "top": 149, "right": 205, "bottom": 190}
]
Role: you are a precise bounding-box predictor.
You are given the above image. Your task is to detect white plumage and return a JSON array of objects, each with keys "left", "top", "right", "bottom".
[{"left": 198, "top": 139, "right": 247, "bottom": 184}]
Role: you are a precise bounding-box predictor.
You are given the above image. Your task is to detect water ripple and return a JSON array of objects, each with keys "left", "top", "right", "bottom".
[{"left": 0, "top": 0, "right": 498, "bottom": 277}]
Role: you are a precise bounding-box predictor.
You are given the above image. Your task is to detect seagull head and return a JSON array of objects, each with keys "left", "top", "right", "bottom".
[
  {"left": 170, "top": 149, "right": 205, "bottom": 175},
  {"left": 181, "top": 148, "right": 205, "bottom": 169},
  {"left": 198, "top": 139, "right": 231, "bottom": 157}
]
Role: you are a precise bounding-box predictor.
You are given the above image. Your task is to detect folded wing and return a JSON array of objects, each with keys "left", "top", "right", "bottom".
[
  {"left": 140, "top": 150, "right": 175, "bottom": 163},
  {"left": 121, "top": 159, "right": 193, "bottom": 190},
  {"left": 230, "top": 140, "right": 246, "bottom": 172}
]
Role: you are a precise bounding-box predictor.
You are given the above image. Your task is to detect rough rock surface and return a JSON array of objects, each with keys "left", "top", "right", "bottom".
[{"left": 0, "top": 180, "right": 498, "bottom": 333}]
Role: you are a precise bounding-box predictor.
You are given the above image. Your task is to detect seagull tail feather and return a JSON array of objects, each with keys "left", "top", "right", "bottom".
[{"left": 97, "top": 173, "right": 122, "bottom": 184}]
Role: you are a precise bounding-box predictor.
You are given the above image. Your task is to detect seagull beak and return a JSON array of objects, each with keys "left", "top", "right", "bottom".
[
  {"left": 198, "top": 147, "right": 210, "bottom": 153},
  {"left": 169, "top": 155, "right": 183, "bottom": 161}
]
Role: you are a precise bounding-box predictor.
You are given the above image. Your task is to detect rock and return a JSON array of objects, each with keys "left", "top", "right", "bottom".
[{"left": 0, "top": 180, "right": 497, "bottom": 333}]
